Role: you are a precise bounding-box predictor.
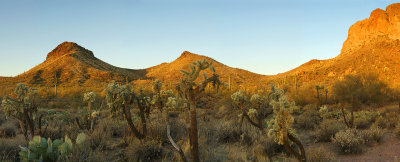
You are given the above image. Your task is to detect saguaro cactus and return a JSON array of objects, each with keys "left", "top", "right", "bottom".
[
  {"left": 176, "top": 59, "right": 220, "bottom": 162},
  {"left": 105, "top": 82, "right": 145, "bottom": 140},
  {"left": 1, "top": 83, "right": 40, "bottom": 140}
]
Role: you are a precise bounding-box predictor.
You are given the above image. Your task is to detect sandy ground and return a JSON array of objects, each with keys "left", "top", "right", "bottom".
[{"left": 336, "top": 133, "right": 400, "bottom": 162}]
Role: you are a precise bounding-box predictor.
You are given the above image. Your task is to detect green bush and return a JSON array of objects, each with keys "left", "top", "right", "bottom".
[
  {"left": 306, "top": 146, "right": 335, "bottom": 162},
  {"left": 314, "top": 119, "right": 346, "bottom": 142},
  {"left": 332, "top": 129, "right": 364, "bottom": 154}
]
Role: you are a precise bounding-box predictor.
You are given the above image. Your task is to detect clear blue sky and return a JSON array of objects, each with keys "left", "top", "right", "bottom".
[{"left": 0, "top": 0, "right": 397, "bottom": 76}]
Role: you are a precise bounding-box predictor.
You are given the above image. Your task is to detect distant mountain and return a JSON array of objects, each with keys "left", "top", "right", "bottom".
[
  {"left": 6, "top": 42, "right": 146, "bottom": 87},
  {"left": 269, "top": 3, "right": 400, "bottom": 90},
  {"left": 0, "top": 42, "right": 268, "bottom": 96},
  {"left": 2, "top": 3, "right": 400, "bottom": 96}
]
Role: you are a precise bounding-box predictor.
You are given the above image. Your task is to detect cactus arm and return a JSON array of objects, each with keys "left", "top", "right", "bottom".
[
  {"left": 167, "top": 125, "right": 187, "bottom": 162},
  {"left": 123, "top": 103, "right": 144, "bottom": 140},
  {"left": 242, "top": 112, "right": 262, "bottom": 130}
]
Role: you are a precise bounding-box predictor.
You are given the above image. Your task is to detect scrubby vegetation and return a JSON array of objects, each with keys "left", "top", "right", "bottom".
[{"left": 0, "top": 61, "right": 399, "bottom": 161}]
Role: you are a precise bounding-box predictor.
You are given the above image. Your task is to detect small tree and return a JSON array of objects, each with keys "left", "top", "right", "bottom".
[
  {"left": 267, "top": 85, "right": 306, "bottom": 162},
  {"left": 105, "top": 82, "right": 145, "bottom": 140},
  {"left": 1, "top": 83, "right": 41, "bottom": 140},
  {"left": 333, "top": 75, "right": 364, "bottom": 128},
  {"left": 176, "top": 59, "right": 220, "bottom": 162}
]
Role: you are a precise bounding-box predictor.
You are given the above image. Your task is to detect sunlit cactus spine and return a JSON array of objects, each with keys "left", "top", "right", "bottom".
[
  {"left": 83, "top": 91, "right": 96, "bottom": 131},
  {"left": 105, "top": 81, "right": 145, "bottom": 140},
  {"left": 267, "top": 85, "right": 306, "bottom": 162},
  {"left": 1, "top": 83, "right": 41, "bottom": 140}
]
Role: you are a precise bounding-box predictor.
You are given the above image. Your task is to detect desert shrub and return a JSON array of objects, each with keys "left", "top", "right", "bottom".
[
  {"left": 314, "top": 119, "right": 346, "bottom": 142},
  {"left": 361, "top": 126, "right": 385, "bottom": 145},
  {"left": 216, "top": 127, "right": 241, "bottom": 144},
  {"left": 395, "top": 124, "right": 400, "bottom": 138},
  {"left": 374, "top": 112, "right": 398, "bottom": 129},
  {"left": 252, "top": 136, "right": 284, "bottom": 160},
  {"left": 361, "top": 73, "right": 391, "bottom": 104},
  {"left": 125, "top": 140, "right": 162, "bottom": 161},
  {"left": 0, "top": 135, "right": 25, "bottom": 161},
  {"left": 291, "top": 85, "right": 318, "bottom": 106},
  {"left": 296, "top": 107, "right": 321, "bottom": 130},
  {"left": 332, "top": 129, "right": 364, "bottom": 154},
  {"left": 306, "top": 145, "right": 335, "bottom": 162},
  {"left": 353, "top": 111, "right": 380, "bottom": 129},
  {"left": 62, "top": 141, "right": 109, "bottom": 162},
  {"left": 87, "top": 120, "right": 111, "bottom": 150},
  {"left": 0, "top": 121, "right": 18, "bottom": 138}
]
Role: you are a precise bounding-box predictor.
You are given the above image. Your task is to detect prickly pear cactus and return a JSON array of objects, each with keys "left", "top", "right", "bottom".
[{"left": 19, "top": 133, "right": 87, "bottom": 162}]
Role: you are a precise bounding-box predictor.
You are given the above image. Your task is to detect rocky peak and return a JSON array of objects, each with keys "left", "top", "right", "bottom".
[
  {"left": 46, "top": 41, "right": 94, "bottom": 60},
  {"left": 340, "top": 3, "right": 400, "bottom": 55}
]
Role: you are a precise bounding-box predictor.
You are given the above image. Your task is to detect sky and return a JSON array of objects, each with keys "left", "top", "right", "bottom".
[{"left": 0, "top": 0, "right": 398, "bottom": 76}]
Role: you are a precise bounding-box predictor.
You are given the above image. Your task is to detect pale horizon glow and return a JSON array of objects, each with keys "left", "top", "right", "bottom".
[{"left": 0, "top": 0, "right": 397, "bottom": 76}]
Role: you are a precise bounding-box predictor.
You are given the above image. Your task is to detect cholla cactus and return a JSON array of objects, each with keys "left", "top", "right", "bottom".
[
  {"left": 319, "top": 105, "right": 329, "bottom": 119},
  {"left": 83, "top": 92, "right": 96, "bottom": 131},
  {"left": 83, "top": 92, "right": 96, "bottom": 103},
  {"left": 231, "top": 91, "right": 246, "bottom": 107},
  {"left": 105, "top": 82, "right": 144, "bottom": 140},
  {"left": 153, "top": 79, "right": 162, "bottom": 93},
  {"left": 176, "top": 59, "right": 220, "bottom": 162},
  {"left": 151, "top": 90, "right": 174, "bottom": 110},
  {"left": 1, "top": 83, "right": 40, "bottom": 139},
  {"left": 232, "top": 90, "right": 272, "bottom": 130},
  {"left": 267, "top": 85, "right": 306, "bottom": 162}
]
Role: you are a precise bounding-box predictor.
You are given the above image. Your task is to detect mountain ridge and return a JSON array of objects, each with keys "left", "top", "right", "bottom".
[{"left": 1, "top": 3, "right": 400, "bottom": 96}]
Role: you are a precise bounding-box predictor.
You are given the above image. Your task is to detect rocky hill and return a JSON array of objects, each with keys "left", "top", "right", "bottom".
[
  {"left": 269, "top": 3, "right": 400, "bottom": 90},
  {"left": 1, "top": 3, "right": 400, "bottom": 96}
]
